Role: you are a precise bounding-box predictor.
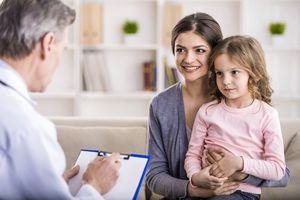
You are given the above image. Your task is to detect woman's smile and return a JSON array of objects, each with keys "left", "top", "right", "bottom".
[{"left": 181, "top": 65, "right": 201, "bottom": 72}]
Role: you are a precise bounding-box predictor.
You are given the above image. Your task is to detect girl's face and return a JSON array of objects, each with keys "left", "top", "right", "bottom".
[
  {"left": 214, "top": 53, "right": 253, "bottom": 108},
  {"left": 174, "top": 31, "right": 211, "bottom": 83}
]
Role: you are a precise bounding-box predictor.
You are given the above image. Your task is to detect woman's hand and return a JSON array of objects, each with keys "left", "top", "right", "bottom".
[
  {"left": 229, "top": 171, "right": 248, "bottom": 181},
  {"left": 191, "top": 165, "right": 227, "bottom": 189},
  {"left": 187, "top": 180, "right": 239, "bottom": 198}
]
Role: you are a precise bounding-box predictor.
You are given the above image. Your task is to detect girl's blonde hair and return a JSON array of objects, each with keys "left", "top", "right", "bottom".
[{"left": 208, "top": 35, "right": 273, "bottom": 105}]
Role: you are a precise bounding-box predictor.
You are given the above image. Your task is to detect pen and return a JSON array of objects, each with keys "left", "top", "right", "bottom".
[{"left": 98, "top": 151, "right": 130, "bottom": 160}]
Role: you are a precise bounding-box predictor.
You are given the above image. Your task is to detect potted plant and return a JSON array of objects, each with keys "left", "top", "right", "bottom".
[
  {"left": 122, "top": 20, "right": 139, "bottom": 44},
  {"left": 269, "top": 22, "right": 286, "bottom": 46}
]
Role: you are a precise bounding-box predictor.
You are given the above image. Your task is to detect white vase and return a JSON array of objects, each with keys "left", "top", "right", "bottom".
[
  {"left": 123, "top": 34, "right": 138, "bottom": 44},
  {"left": 271, "top": 35, "right": 284, "bottom": 46}
]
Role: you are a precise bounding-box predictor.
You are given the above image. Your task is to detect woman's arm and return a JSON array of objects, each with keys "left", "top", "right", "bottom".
[
  {"left": 146, "top": 103, "right": 189, "bottom": 199},
  {"left": 243, "top": 167, "right": 290, "bottom": 187}
]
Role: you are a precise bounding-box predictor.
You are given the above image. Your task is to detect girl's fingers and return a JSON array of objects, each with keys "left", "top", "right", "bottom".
[
  {"left": 209, "top": 163, "right": 219, "bottom": 173},
  {"left": 210, "top": 164, "right": 223, "bottom": 177},
  {"left": 206, "top": 153, "right": 216, "bottom": 165}
]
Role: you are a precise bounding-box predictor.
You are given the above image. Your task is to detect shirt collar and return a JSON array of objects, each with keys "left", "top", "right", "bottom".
[{"left": 0, "top": 59, "right": 36, "bottom": 105}]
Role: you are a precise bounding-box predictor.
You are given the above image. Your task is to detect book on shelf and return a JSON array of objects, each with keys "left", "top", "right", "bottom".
[
  {"left": 82, "top": 51, "right": 112, "bottom": 92},
  {"left": 80, "top": 3, "right": 103, "bottom": 45},
  {"left": 164, "top": 57, "right": 180, "bottom": 88},
  {"left": 163, "top": 3, "right": 182, "bottom": 47},
  {"left": 143, "top": 61, "right": 156, "bottom": 92}
]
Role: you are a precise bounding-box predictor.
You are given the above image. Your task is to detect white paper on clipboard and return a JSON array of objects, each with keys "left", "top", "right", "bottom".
[{"left": 68, "top": 149, "right": 150, "bottom": 200}]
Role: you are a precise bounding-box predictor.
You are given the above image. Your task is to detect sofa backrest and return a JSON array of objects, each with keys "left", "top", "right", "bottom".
[
  {"left": 51, "top": 117, "right": 148, "bottom": 168},
  {"left": 279, "top": 118, "right": 300, "bottom": 151}
]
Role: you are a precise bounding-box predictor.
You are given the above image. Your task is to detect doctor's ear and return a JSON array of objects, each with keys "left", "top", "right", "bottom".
[{"left": 40, "top": 32, "right": 55, "bottom": 59}]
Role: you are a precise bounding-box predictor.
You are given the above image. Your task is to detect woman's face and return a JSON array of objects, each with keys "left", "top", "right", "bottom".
[{"left": 174, "top": 31, "right": 211, "bottom": 83}]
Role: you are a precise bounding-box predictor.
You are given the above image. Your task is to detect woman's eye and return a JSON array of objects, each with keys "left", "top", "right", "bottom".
[
  {"left": 196, "top": 49, "right": 205, "bottom": 53},
  {"left": 175, "top": 48, "right": 184, "bottom": 53}
]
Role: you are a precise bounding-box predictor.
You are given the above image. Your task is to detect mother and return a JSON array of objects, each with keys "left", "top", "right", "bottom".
[{"left": 146, "top": 12, "right": 290, "bottom": 199}]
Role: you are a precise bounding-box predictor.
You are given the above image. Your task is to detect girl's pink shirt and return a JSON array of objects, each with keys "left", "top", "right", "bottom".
[{"left": 185, "top": 99, "right": 286, "bottom": 194}]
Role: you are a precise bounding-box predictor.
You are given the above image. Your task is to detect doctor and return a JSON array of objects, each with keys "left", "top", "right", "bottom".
[{"left": 0, "top": 0, "right": 120, "bottom": 199}]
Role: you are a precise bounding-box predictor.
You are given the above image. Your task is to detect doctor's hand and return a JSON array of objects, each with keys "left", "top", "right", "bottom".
[
  {"left": 63, "top": 165, "right": 80, "bottom": 183},
  {"left": 82, "top": 152, "right": 121, "bottom": 195}
]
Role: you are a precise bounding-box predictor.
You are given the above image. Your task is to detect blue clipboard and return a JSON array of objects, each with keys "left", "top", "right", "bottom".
[{"left": 68, "top": 149, "right": 150, "bottom": 200}]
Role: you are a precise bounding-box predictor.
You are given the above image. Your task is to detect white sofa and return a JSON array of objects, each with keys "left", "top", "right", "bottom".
[{"left": 52, "top": 117, "right": 300, "bottom": 200}]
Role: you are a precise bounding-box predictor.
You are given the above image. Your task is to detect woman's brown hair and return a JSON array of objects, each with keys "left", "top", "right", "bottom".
[{"left": 171, "top": 12, "right": 223, "bottom": 54}]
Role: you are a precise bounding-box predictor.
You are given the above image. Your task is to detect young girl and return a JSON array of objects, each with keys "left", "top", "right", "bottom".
[{"left": 184, "top": 35, "right": 286, "bottom": 200}]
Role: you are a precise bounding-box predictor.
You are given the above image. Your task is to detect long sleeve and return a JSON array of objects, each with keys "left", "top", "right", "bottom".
[
  {"left": 184, "top": 107, "right": 207, "bottom": 179},
  {"left": 2, "top": 123, "right": 103, "bottom": 200},
  {"left": 0, "top": 60, "right": 104, "bottom": 200},
  {"left": 146, "top": 103, "right": 188, "bottom": 199},
  {"left": 242, "top": 110, "right": 286, "bottom": 181}
]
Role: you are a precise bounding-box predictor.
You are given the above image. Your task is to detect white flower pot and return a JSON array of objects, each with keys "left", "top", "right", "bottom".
[
  {"left": 123, "top": 34, "right": 138, "bottom": 44},
  {"left": 271, "top": 35, "right": 284, "bottom": 46}
]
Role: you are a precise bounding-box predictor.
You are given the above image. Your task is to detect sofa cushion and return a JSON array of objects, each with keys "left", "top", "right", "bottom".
[
  {"left": 56, "top": 126, "right": 147, "bottom": 168},
  {"left": 284, "top": 132, "right": 300, "bottom": 198},
  {"left": 286, "top": 132, "right": 300, "bottom": 160},
  {"left": 280, "top": 119, "right": 299, "bottom": 152},
  {"left": 261, "top": 132, "right": 300, "bottom": 200}
]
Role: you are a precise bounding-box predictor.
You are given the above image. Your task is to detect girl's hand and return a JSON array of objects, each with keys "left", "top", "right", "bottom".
[
  {"left": 191, "top": 165, "right": 228, "bottom": 189},
  {"left": 205, "top": 147, "right": 224, "bottom": 165},
  {"left": 208, "top": 147, "right": 243, "bottom": 178}
]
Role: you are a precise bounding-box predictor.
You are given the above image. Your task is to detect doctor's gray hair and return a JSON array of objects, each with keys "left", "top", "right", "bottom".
[{"left": 0, "top": 0, "right": 76, "bottom": 59}]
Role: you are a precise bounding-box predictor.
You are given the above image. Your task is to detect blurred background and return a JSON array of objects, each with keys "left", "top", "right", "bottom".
[{"left": 6, "top": 0, "right": 299, "bottom": 118}]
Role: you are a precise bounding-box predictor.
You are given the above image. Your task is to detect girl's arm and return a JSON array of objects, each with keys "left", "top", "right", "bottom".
[
  {"left": 241, "top": 112, "right": 286, "bottom": 180},
  {"left": 185, "top": 107, "right": 226, "bottom": 188},
  {"left": 209, "top": 111, "right": 286, "bottom": 181},
  {"left": 206, "top": 147, "right": 290, "bottom": 187}
]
